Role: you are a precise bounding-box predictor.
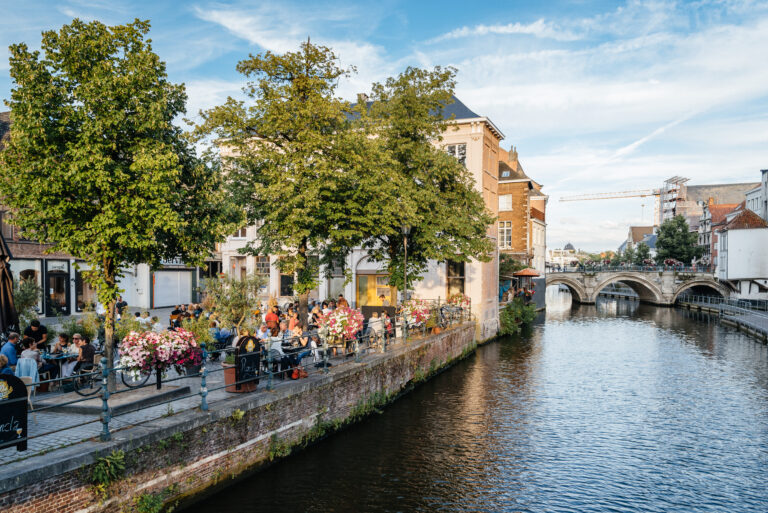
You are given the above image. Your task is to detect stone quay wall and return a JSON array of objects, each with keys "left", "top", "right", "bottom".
[{"left": 0, "top": 323, "right": 477, "bottom": 513}]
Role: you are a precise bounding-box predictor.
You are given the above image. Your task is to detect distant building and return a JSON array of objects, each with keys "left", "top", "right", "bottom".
[
  {"left": 497, "top": 147, "right": 547, "bottom": 272},
  {"left": 547, "top": 243, "right": 577, "bottom": 269},
  {"left": 698, "top": 200, "right": 740, "bottom": 267},
  {"left": 660, "top": 176, "right": 759, "bottom": 229},
  {"left": 716, "top": 209, "right": 768, "bottom": 300},
  {"left": 626, "top": 226, "right": 655, "bottom": 250}
]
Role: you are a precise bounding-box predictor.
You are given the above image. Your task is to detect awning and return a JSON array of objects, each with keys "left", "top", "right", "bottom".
[{"left": 512, "top": 268, "right": 541, "bottom": 277}]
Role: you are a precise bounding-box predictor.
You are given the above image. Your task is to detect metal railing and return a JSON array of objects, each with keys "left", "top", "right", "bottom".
[
  {"left": 2, "top": 306, "right": 473, "bottom": 455},
  {"left": 549, "top": 265, "right": 712, "bottom": 274},
  {"left": 676, "top": 294, "right": 768, "bottom": 334}
]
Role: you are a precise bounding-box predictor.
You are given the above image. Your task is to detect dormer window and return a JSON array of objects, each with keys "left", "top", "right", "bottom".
[{"left": 501, "top": 171, "right": 510, "bottom": 178}]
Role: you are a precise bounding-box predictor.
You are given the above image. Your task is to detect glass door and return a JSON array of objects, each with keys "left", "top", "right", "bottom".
[{"left": 46, "top": 271, "right": 69, "bottom": 316}]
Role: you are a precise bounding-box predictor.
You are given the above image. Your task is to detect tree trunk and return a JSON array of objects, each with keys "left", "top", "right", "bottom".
[
  {"left": 104, "top": 298, "right": 116, "bottom": 392},
  {"left": 299, "top": 291, "right": 309, "bottom": 327}
]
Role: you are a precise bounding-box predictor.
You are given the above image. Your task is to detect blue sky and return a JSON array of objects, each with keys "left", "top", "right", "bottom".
[{"left": 2, "top": 0, "right": 768, "bottom": 251}]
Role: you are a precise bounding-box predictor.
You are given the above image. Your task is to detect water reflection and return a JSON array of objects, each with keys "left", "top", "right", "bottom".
[{"left": 186, "top": 295, "right": 768, "bottom": 513}]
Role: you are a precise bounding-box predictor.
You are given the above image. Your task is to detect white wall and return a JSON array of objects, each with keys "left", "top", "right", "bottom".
[{"left": 723, "top": 228, "right": 768, "bottom": 280}]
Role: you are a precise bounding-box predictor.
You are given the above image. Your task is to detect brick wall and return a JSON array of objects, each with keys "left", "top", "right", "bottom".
[{"left": 1, "top": 325, "right": 477, "bottom": 513}]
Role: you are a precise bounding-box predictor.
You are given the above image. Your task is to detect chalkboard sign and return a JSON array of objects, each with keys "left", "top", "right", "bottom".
[
  {"left": 234, "top": 336, "right": 261, "bottom": 391},
  {"left": 0, "top": 374, "right": 28, "bottom": 451}
]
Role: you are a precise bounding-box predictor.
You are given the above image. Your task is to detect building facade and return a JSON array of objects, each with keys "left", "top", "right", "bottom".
[
  {"left": 497, "top": 147, "right": 547, "bottom": 273},
  {"left": 716, "top": 209, "right": 768, "bottom": 300},
  {"left": 217, "top": 97, "right": 503, "bottom": 340}
]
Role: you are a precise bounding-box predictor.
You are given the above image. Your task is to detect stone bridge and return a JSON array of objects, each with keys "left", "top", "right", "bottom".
[{"left": 546, "top": 270, "right": 729, "bottom": 306}]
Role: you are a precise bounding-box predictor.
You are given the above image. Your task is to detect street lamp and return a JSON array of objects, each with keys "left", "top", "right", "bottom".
[{"left": 401, "top": 225, "right": 410, "bottom": 302}]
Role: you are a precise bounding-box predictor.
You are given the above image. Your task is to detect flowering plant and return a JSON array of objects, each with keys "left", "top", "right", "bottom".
[
  {"left": 119, "top": 328, "right": 202, "bottom": 379},
  {"left": 447, "top": 293, "right": 470, "bottom": 309},
  {"left": 317, "top": 307, "right": 364, "bottom": 341},
  {"left": 401, "top": 298, "right": 430, "bottom": 325}
]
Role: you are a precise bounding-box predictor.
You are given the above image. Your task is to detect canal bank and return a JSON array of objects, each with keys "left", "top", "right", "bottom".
[
  {"left": 0, "top": 324, "right": 477, "bottom": 513},
  {"left": 182, "top": 294, "right": 768, "bottom": 513}
]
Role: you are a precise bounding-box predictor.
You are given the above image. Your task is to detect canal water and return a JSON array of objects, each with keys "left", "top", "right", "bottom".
[{"left": 186, "top": 291, "right": 768, "bottom": 512}]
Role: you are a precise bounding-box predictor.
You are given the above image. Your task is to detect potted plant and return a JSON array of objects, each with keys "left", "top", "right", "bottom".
[
  {"left": 222, "top": 351, "right": 257, "bottom": 393},
  {"left": 316, "top": 306, "right": 364, "bottom": 353},
  {"left": 425, "top": 315, "right": 439, "bottom": 335}
]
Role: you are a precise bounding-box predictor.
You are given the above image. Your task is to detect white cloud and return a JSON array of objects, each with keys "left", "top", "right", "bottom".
[{"left": 429, "top": 19, "right": 580, "bottom": 43}]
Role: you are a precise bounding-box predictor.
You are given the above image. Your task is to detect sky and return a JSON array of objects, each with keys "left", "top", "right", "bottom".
[{"left": 1, "top": 0, "right": 768, "bottom": 252}]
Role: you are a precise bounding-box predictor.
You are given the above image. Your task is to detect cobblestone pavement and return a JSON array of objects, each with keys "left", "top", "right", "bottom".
[{"left": 0, "top": 343, "right": 385, "bottom": 464}]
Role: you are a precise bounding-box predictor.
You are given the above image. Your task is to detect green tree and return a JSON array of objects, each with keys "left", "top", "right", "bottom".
[
  {"left": 499, "top": 254, "right": 526, "bottom": 279},
  {"left": 622, "top": 244, "right": 636, "bottom": 265},
  {"left": 12, "top": 277, "right": 41, "bottom": 331},
  {"left": 194, "top": 41, "right": 390, "bottom": 322},
  {"left": 654, "top": 215, "right": 702, "bottom": 264},
  {"left": 633, "top": 242, "right": 651, "bottom": 265},
  {"left": 200, "top": 273, "right": 267, "bottom": 333},
  {"left": 0, "top": 19, "right": 235, "bottom": 384},
  {"left": 360, "top": 66, "right": 495, "bottom": 292}
]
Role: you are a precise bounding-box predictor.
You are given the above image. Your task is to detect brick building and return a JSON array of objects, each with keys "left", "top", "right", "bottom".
[{"left": 497, "top": 147, "right": 547, "bottom": 272}]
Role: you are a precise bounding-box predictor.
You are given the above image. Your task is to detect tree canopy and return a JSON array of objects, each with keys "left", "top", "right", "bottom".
[
  {"left": 194, "top": 40, "right": 392, "bottom": 319},
  {"left": 654, "top": 216, "right": 702, "bottom": 264},
  {"left": 361, "top": 66, "right": 495, "bottom": 291},
  {"left": 0, "top": 19, "right": 236, "bottom": 371}
]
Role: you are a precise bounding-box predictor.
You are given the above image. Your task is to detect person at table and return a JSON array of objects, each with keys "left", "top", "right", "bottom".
[
  {"left": 255, "top": 324, "right": 270, "bottom": 342},
  {"left": 337, "top": 294, "right": 349, "bottom": 308},
  {"left": 21, "top": 336, "right": 59, "bottom": 380},
  {"left": 52, "top": 334, "right": 77, "bottom": 377},
  {"left": 73, "top": 334, "right": 96, "bottom": 374},
  {"left": 0, "top": 332, "right": 20, "bottom": 370},
  {"left": 277, "top": 321, "right": 293, "bottom": 347},
  {"left": 23, "top": 320, "right": 48, "bottom": 350},
  {"left": 0, "top": 354, "right": 13, "bottom": 375},
  {"left": 265, "top": 305, "right": 280, "bottom": 336}
]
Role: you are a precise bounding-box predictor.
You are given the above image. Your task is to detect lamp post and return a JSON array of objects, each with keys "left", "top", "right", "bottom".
[
  {"left": 401, "top": 225, "right": 410, "bottom": 344},
  {"left": 401, "top": 225, "right": 410, "bottom": 301}
]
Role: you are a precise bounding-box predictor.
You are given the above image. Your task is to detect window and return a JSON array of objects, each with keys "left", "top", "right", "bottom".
[
  {"left": 501, "top": 170, "right": 510, "bottom": 178},
  {"left": 231, "top": 227, "right": 247, "bottom": 239},
  {"left": 499, "top": 195, "right": 512, "bottom": 211},
  {"left": 280, "top": 274, "right": 294, "bottom": 296},
  {"left": 499, "top": 222, "right": 512, "bottom": 249},
  {"left": 446, "top": 261, "right": 465, "bottom": 296},
  {"left": 445, "top": 144, "right": 467, "bottom": 166},
  {"left": 254, "top": 256, "right": 270, "bottom": 275}
]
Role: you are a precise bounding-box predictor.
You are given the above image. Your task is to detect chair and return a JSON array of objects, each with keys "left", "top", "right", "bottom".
[
  {"left": 15, "top": 358, "right": 39, "bottom": 384},
  {"left": 19, "top": 376, "right": 37, "bottom": 424}
]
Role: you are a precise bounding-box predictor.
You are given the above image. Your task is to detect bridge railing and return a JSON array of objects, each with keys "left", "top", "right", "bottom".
[
  {"left": 547, "top": 265, "right": 710, "bottom": 274},
  {"left": 676, "top": 294, "right": 768, "bottom": 313}
]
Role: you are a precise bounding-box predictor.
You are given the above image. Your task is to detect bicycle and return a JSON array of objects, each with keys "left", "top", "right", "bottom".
[
  {"left": 120, "top": 368, "right": 151, "bottom": 388},
  {"left": 72, "top": 364, "right": 102, "bottom": 397}
]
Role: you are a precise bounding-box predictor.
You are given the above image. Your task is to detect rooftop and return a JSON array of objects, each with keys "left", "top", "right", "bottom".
[
  {"left": 708, "top": 203, "right": 739, "bottom": 225},
  {"left": 724, "top": 208, "right": 768, "bottom": 230},
  {"left": 629, "top": 226, "right": 655, "bottom": 243}
]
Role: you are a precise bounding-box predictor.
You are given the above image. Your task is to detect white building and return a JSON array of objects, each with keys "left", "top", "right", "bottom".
[
  {"left": 716, "top": 209, "right": 768, "bottom": 300},
  {"left": 217, "top": 97, "right": 504, "bottom": 341}
]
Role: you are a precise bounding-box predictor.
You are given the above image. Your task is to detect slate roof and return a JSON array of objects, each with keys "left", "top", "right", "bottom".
[
  {"left": 498, "top": 160, "right": 528, "bottom": 181},
  {"left": 351, "top": 95, "right": 479, "bottom": 121},
  {"left": 0, "top": 111, "right": 10, "bottom": 150},
  {"left": 640, "top": 233, "right": 657, "bottom": 249},
  {"left": 563, "top": 242, "right": 575, "bottom": 251}
]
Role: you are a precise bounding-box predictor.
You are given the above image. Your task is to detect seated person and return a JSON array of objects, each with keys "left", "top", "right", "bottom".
[
  {"left": 21, "top": 336, "right": 59, "bottom": 380},
  {"left": 52, "top": 334, "right": 78, "bottom": 377},
  {"left": 255, "top": 324, "right": 270, "bottom": 342},
  {"left": 151, "top": 316, "right": 164, "bottom": 333},
  {"left": 0, "top": 332, "right": 20, "bottom": 370},
  {"left": 367, "top": 312, "right": 383, "bottom": 340},
  {"left": 0, "top": 354, "right": 13, "bottom": 375},
  {"left": 73, "top": 335, "right": 96, "bottom": 374}
]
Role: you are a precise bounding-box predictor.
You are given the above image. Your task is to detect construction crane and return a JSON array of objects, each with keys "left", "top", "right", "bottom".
[
  {"left": 559, "top": 189, "right": 659, "bottom": 201},
  {"left": 559, "top": 189, "right": 662, "bottom": 225}
]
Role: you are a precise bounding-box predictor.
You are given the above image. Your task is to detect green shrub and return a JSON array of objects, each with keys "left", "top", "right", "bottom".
[
  {"left": 499, "top": 298, "right": 537, "bottom": 336},
  {"left": 181, "top": 315, "right": 213, "bottom": 345},
  {"left": 90, "top": 450, "right": 125, "bottom": 487},
  {"left": 13, "top": 277, "right": 41, "bottom": 331}
]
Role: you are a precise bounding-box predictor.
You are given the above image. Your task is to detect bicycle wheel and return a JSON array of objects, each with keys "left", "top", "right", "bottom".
[
  {"left": 121, "top": 369, "right": 151, "bottom": 388},
  {"left": 73, "top": 367, "right": 101, "bottom": 397}
]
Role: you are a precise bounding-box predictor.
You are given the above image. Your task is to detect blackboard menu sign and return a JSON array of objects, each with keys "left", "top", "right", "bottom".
[
  {"left": 0, "top": 374, "right": 28, "bottom": 451},
  {"left": 234, "top": 336, "right": 261, "bottom": 391}
]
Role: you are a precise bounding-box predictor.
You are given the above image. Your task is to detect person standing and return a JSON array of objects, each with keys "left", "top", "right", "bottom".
[
  {"left": 265, "top": 305, "right": 280, "bottom": 336},
  {"left": 115, "top": 295, "right": 128, "bottom": 316},
  {"left": 23, "top": 320, "right": 48, "bottom": 350}
]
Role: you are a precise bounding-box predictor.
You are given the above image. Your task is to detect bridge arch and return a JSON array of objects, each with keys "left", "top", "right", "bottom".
[
  {"left": 672, "top": 280, "right": 729, "bottom": 302},
  {"left": 546, "top": 275, "right": 589, "bottom": 303},
  {"left": 592, "top": 274, "right": 664, "bottom": 304}
]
